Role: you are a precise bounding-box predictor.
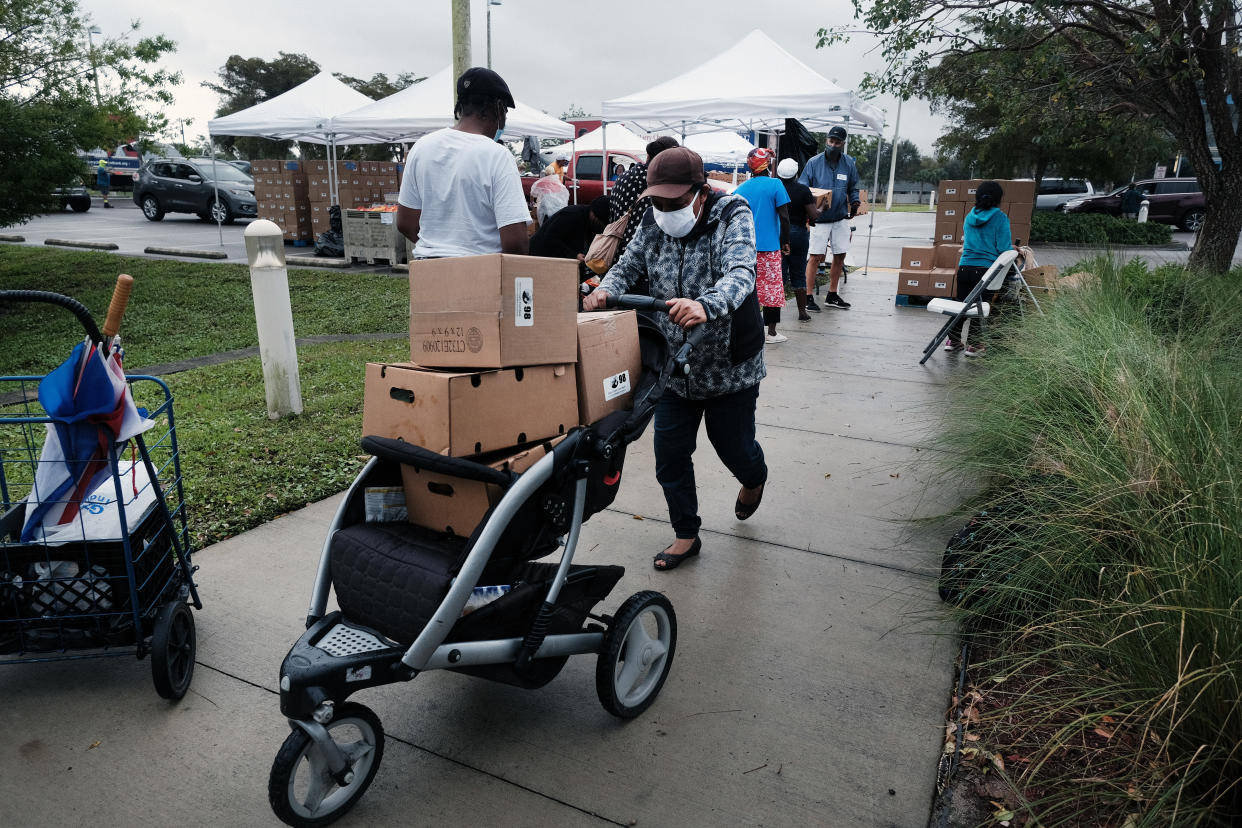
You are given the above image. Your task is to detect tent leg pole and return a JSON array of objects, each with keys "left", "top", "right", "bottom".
[
  {"left": 210, "top": 137, "right": 224, "bottom": 246},
  {"left": 862, "top": 134, "right": 883, "bottom": 276}
]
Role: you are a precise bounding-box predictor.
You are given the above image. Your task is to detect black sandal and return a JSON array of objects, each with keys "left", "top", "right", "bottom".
[
  {"left": 734, "top": 483, "right": 765, "bottom": 520},
  {"left": 653, "top": 537, "right": 702, "bottom": 571}
]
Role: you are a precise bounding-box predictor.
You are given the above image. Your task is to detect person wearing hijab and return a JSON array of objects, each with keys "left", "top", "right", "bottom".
[{"left": 944, "top": 180, "right": 1013, "bottom": 357}]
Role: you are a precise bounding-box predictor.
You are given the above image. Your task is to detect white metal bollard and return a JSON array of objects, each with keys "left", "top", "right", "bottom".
[
  {"left": 1138, "top": 199, "right": 1150, "bottom": 223},
  {"left": 244, "top": 220, "right": 303, "bottom": 419}
]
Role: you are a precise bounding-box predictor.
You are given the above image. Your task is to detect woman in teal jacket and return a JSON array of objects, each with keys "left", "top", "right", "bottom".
[{"left": 946, "top": 181, "right": 1012, "bottom": 355}]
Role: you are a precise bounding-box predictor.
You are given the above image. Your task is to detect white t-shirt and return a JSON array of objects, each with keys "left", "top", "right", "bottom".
[{"left": 397, "top": 128, "right": 530, "bottom": 258}]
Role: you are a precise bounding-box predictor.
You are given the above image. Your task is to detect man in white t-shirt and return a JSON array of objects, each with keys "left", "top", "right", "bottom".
[{"left": 396, "top": 67, "right": 530, "bottom": 257}]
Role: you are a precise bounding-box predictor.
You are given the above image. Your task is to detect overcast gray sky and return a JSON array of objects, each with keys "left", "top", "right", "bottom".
[{"left": 78, "top": 0, "right": 946, "bottom": 153}]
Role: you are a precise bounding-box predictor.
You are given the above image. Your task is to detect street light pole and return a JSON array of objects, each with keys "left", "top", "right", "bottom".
[
  {"left": 87, "top": 25, "right": 102, "bottom": 106},
  {"left": 487, "top": 0, "right": 502, "bottom": 69}
]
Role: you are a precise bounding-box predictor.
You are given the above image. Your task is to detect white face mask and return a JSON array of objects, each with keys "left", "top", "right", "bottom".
[{"left": 653, "top": 190, "right": 702, "bottom": 238}]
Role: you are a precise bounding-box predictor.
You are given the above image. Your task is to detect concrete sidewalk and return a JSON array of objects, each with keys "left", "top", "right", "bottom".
[{"left": 0, "top": 271, "right": 963, "bottom": 827}]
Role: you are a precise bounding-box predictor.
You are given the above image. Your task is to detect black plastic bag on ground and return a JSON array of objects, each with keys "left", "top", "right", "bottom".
[{"left": 315, "top": 230, "right": 344, "bottom": 257}]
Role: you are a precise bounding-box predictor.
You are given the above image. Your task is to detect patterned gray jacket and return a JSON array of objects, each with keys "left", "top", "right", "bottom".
[{"left": 598, "top": 192, "right": 766, "bottom": 400}]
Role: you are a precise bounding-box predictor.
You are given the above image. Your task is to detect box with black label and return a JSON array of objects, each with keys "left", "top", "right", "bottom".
[
  {"left": 400, "top": 436, "right": 566, "bottom": 535},
  {"left": 575, "top": 311, "right": 641, "bottom": 425},
  {"left": 362, "top": 362, "right": 577, "bottom": 456},
  {"left": 409, "top": 254, "right": 578, "bottom": 370},
  {"left": 897, "top": 270, "right": 955, "bottom": 298},
  {"left": 901, "top": 246, "right": 934, "bottom": 271}
]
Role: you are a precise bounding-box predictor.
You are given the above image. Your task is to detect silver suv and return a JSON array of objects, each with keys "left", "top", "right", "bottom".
[
  {"left": 1035, "top": 178, "right": 1094, "bottom": 211},
  {"left": 132, "top": 158, "right": 257, "bottom": 223}
]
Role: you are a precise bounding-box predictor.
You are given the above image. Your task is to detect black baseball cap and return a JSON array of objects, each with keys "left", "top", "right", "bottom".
[
  {"left": 456, "top": 67, "right": 515, "bottom": 109},
  {"left": 827, "top": 125, "right": 848, "bottom": 142}
]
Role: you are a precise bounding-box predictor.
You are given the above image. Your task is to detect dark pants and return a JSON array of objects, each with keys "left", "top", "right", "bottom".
[
  {"left": 653, "top": 385, "right": 767, "bottom": 539},
  {"left": 782, "top": 225, "right": 810, "bottom": 290},
  {"left": 949, "top": 265, "right": 991, "bottom": 342}
]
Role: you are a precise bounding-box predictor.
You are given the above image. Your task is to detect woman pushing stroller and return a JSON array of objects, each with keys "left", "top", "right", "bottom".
[{"left": 585, "top": 147, "right": 768, "bottom": 571}]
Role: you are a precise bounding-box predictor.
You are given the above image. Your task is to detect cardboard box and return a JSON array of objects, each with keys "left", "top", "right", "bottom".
[
  {"left": 809, "top": 187, "right": 833, "bottom": 210},
  {"left": 409, "top": 254, "right": 579, "bottom": 369},
  {"left": 362, "top": 362, "right": 577, "bottom": 456},
  {"left": 901, "top": 246, "right": 934, "bottom": 271},
  {"left": 937, "top": 202, "right": 966, "bottom": 223},
  {"left": 400, "top": 436, "right": 565, "bottom": 535},
  {"left": 575, "top": 311, "right": 641, "bottom": 425},
  {"left": 897, "top": 270, "right": 955, "bottom": 297},
  {"left": 1005, "top": 201, "right": 1034, "bottom": 224},
  {"left": 934, "top": 244, "right": 962, "bottom": 269},
  {"left": 1021, "top": 265, "right": 1059, "bottom": 289},
  {"left": 933, "top": 219, "right": 962, "bottom": 244},
  {"left": 1004, "top": 180, "right": 1036, "bottom": 204}
]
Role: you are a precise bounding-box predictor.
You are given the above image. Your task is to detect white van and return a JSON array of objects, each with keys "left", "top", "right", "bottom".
[{"left": 1035, "top": 178, "right": 1095, "bottom": 211}]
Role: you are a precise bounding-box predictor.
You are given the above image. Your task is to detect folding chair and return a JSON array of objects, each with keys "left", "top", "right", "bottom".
[{"left": 919, "top": 249, "right": 1041, "bottom": 364}]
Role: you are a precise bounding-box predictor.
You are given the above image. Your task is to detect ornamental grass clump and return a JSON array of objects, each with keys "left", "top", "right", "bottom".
[{"left": 937, "top": 258, "right": 1242, "bottom": 824}]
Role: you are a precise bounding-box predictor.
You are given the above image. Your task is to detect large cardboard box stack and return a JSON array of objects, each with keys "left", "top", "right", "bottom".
[
  {"left": 362, "top": 254, "right": 641, "bottom": 534},
  {"left": 251, "top": 161, "right": 311, "bottom": 242},
  {"left": 898, "top": 178, "right": 1037, "bottom": 298}
]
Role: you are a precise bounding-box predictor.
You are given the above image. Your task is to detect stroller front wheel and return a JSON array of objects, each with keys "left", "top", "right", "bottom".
[
  {"left": 269, "top": 702, "right": 385, "bottom": 827},
  {"left": 596, "top": 591, "right": 677, "bottom": 718}
]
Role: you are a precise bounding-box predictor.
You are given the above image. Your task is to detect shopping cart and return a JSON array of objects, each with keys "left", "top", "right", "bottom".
[{"left": 0, "top": 280, "right": 201, "bottom": 699}]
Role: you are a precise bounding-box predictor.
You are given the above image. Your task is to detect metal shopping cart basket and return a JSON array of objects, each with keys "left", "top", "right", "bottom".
[{"left": 0, "top": 279, "right": 201, "bottom": 699}]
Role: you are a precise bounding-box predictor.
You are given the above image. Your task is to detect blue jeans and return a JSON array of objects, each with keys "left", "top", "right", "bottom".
[
  {"left": 782, "top": 225, "right": 809, "bottom": 290},
  {"left": 653, "top": 385, "right": 767, "bottom": 539}
]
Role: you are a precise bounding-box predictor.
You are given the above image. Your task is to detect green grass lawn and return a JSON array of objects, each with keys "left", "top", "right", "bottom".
[
  {"left": 1, "top": 247, "right": 413, "bottom": 548},
  {"left": 0, "top": 246, "right": 408, "bottom": 375}
]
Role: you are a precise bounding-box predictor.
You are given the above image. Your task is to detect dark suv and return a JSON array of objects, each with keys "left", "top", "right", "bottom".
[
  {"left": 1063, "top": 177, "right": 1205, "bottom": 231},
  {"left": 132, "top": 158, "right": 257, "bottom": 223}
]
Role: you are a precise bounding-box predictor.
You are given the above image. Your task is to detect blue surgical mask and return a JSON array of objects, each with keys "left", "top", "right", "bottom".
[
  {"left": 494, "top": 128, "right": 505, "bottom": 142},
  {"left": 653, "top": 191, "right": 703, "bottom": 239}
]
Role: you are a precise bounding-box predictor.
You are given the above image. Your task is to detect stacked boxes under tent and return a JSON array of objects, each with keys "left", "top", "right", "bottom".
[
  {"left": 897, "top": 178, "right": 1035, "bottom": 302},
  {"left": 252, "top": 160, "right": 312, "bottom": 244}
]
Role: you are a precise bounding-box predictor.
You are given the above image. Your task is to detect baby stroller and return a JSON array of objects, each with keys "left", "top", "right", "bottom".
[{"left": 269, "top": 296, "right": 704, "bottom": 827}]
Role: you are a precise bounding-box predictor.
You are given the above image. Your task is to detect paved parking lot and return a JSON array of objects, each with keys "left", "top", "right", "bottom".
[{"left": 0, "top": 197, "right": 1213, "bottom": 274}]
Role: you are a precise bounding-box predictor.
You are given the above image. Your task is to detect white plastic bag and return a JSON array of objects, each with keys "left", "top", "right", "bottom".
[{"left": 23, "top": 451, "right": 157, "bottom": 546}]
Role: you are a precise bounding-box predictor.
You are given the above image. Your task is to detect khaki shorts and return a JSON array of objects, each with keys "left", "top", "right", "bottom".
[{"left": 808, "top": 219, "right": 851, "bottom": 256}]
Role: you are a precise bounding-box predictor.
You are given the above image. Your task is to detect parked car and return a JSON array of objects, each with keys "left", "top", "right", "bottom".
[
  {"left": 1063, "top": 177, "right": 1205, "bottom": 231},
  {"left": 53, "top": 183, "right": 91, "bottom": 212},
  {"left": 521, "top": 149, "right": 734, "bottom": 205},
  {"left": 227, "top": 159, "right": 252, "bottom": 176},
  {"left": 132, "top": 158, "right": 257, "bottom": 223},
  {"left": 1035, "top": 178, "right": 1094, "bottom": 211}
]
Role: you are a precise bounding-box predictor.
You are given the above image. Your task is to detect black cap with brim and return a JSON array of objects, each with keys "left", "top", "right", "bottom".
[
  {"left": 827, "top": 125, "right": 848, "bottom": 141},
  {"left": 457, "top": 67, "right": 516, "bottom": 109}
]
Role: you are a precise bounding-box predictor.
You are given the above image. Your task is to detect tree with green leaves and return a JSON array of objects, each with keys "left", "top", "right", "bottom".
[
  {"left": 912, "top": 22, "right": 1174, "bottom": 189},
  {"left": 820, "top": 0, "right": 1242, "bottom": 271},
  {"left": 205, "top": 56, "right": 423, "bottom": 161},
  {"left": 1, "top": 0, "right": 179, "bottom": 225},
  {"left": 203, "top": 52, "right": 320, "bottom": 160},
  {"left": 850, "top": 136, "right": 923, "bottom": 192}
]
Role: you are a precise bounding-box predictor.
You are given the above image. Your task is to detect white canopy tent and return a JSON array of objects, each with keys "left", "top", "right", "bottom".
[
  {"left": 602, "top": 30, "right": 890, "bottom": 275},
  {"left": 601, "top": 29, "right": 884, "bottom": 137},
  {"left": 545, "top": 123, "right": 648, "bottom": 157},
  {"left": 207, "top": 71, "right": 377, "bottom": 223},
  {"left": 331, "top": 66, "right": 574, "bottom": 142},
  {"left": 679, "top": 131, "right": 756, "bottom": 166}
]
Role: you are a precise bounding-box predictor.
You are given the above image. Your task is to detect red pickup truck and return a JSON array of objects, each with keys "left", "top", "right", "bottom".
[{"left": 520, "top": 149, "right": 643, "bottom": 205}]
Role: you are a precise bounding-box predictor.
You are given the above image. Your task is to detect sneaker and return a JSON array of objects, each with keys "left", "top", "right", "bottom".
[
  {"left": 798, "top": 314, "right": 812, "bottom": 322},
  {"left": 824, "top": 292, "right": 851, "bottom": 310},
  {"left": 943, "top": 339, "right": 962, "bottom": 352},
  {"left": 103, "top": 202, "right": 113, "bottom": 208},
  {"left": 765, "top": 332, "right": 788, "bottom": 344},
  {"left": 964, "top": 343, "right": 986, "bottom": 358},
  {"left": 804, "top": 297, "right": 822, "bottom": 313}
]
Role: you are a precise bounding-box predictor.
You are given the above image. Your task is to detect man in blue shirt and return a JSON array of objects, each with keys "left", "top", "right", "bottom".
[
  {"left": 798, "top": 125, "right": 860, "bottom": 309},
  {"left": 735, "top": 148, "right": 791, "bottom": 343}
]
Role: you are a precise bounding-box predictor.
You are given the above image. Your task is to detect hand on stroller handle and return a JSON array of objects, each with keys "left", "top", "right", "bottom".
[{"left": 599, "top": 293, "right": 704, "bottom": 377}]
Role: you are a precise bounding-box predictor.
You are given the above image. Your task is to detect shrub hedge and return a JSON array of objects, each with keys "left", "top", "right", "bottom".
[{"left": 1031, "top": 210, "right": 1174, "bottom": 245}]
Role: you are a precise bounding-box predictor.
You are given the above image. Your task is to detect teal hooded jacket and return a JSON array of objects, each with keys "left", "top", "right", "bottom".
[{"left": 959, "top": 207, "right": 1012, "bottom": 268}]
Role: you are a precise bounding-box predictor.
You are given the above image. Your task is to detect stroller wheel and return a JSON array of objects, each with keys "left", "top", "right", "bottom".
[
  {"left": 269, "top": 702, "right": 385, "bottom": 827},
  {"left": 596, "top": 591, "right": 677, "bottom": 719}
]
